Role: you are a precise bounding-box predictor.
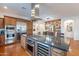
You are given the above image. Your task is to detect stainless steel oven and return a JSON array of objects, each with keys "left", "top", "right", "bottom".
[
  {"left": 26, "top": 37, "right": 35, "bottom": 55},
  {"left": 5, "top": 25, "right": 16, "bottom": 44}
]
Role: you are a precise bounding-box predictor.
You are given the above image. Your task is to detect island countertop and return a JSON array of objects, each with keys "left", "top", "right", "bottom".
[{"left": 27, "top": 35, "right": 69, "bottom": 52}]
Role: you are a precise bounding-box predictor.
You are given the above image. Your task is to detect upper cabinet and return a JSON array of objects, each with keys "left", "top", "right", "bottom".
[
  {"left": 4, "top": 16, "right": 16, "bottom": 26},
  {"left": 0, "top": 18, "right": 4, "bottom": 28}
]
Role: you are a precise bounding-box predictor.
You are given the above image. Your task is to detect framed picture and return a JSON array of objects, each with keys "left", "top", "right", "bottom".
[{"left": 66, "top": 22, "right": 73, "bottom": 32}]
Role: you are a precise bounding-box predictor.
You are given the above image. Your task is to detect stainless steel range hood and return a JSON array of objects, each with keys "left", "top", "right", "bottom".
[{"left": 31, "top": 3, "right": 42, "bottom": 21}]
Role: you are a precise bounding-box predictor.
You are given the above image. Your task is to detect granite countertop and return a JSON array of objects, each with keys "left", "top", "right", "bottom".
[{"left": 27, "top": 35, "right": 69, "bottom": 52}]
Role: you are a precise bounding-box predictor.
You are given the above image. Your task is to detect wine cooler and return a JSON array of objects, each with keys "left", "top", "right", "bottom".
[{"left": 36, "top": 42, "right": 51, "bottom": 56}]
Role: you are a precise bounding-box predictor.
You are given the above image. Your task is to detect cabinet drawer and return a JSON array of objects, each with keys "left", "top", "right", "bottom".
[
  {"left": 52, "top": 48, "right": 67, "bottom": 56},
  {"left": 52, "top": 51, "right": 62, "bottom": 56},
  {"left": 52, "top": 48, "right": 64, "bottom": 53}
]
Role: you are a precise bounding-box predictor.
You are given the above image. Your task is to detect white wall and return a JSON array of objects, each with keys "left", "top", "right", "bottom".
[
  {"left": 73, "top": 17, "right": 79, "bottom": 40},
  {"left": 61, "top": 16, "right": 79, "bottom": 40}
]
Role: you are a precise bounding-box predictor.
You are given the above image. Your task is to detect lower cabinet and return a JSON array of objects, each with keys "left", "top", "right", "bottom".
[
  {"left": 21, "top": 35, "right": 26, "bottom": 49},
  {"left": 0, "top": 35, "right": 5, "bottom": 46},
  {"left": 26, "top": 36, "right": 67, "bottom": 56},
  {"left": 51, "top": 48, "right": 67, "bottom": 56}
]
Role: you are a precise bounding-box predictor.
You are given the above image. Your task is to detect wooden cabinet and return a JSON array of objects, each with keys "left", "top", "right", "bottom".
[
  {"left": 52, "top": 48, "right": 67, "bottom": 56},
  {"left": 0, "top": 18, "right": 4, "bottom": 28},
  {"left": 1, "top": 16, "right": 16, "bottom": 27},
  {"left": 0, "top": 16, "right": 32, "bottom": 46},
  {"left": 4, "top": 16, "right": 16, "bottom": 25},
  {"left": 21, "top": 35, "right": 27, "bottom": 49},
  {"left": 0, "top": 16, "right": 16, "bottom": 46},
  {"left": 16, "top": 19, "right": 33, "bottom": 36},
  {"left": 0, "top": 35, "right": 5, "bottom": 45},
  {"left": 27, "top": 21, "right": 33, "bottom": 36},
  {"left": 0, "top": 18, "right": 4, "bottom": 46}
]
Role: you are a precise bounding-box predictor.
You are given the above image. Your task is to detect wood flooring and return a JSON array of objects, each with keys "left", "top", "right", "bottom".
[{"left": 0, "top": 43, "right": 31, "bottom": 56}]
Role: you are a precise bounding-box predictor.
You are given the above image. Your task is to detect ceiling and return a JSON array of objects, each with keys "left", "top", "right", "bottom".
[
  {"left": 0, "top": 3, "right": 31, "bottom": 19},
  {"left": 39, "top": 3, "right": 79, "bottom": 19},
  {"left": 0, "top": 3, "right": 79, "bottom": 20}
]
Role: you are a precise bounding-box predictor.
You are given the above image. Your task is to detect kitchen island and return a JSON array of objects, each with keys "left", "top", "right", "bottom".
[{"left": 26, "top": 35, "right": 69, "bottom": 56}]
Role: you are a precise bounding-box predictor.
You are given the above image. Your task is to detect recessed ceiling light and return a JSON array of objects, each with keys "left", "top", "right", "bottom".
[
  {"left": 35, "top": 4, "right": 39, "bottom": 8},
  {"left": 4, "top": 6, "right": 8, "bottom": 9}
]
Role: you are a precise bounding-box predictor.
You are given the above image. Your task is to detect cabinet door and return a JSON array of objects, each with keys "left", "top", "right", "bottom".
[
  {"left": 27, "top": 21, "right": 33, "bottom": 35},
  {"left": 4, "top": 16, "right": 16, "bottom": 25},
  {"left": 10, "top": 18, "right": 16, "bottom": 26},
  {"left": 0, "top": 19, "right": 4, "bottom": 28},
  {"left": 21, "top": 35, "right": 26, "bottom": 49},
  {"left": 0, "top": 35, "right": 5, "bottom": 45},
  {"left": 52, "top": 48, "right": 67, "bottom": 56}
]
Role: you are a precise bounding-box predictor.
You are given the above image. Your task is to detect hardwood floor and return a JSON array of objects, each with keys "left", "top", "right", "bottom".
[{"left": 0, "top": 43, "right": 31, "bottom": 56}]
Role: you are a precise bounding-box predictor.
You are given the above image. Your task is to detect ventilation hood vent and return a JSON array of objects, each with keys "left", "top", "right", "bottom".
[{"left": 31, "top": 17, "right": 42, "bottom": 21}]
